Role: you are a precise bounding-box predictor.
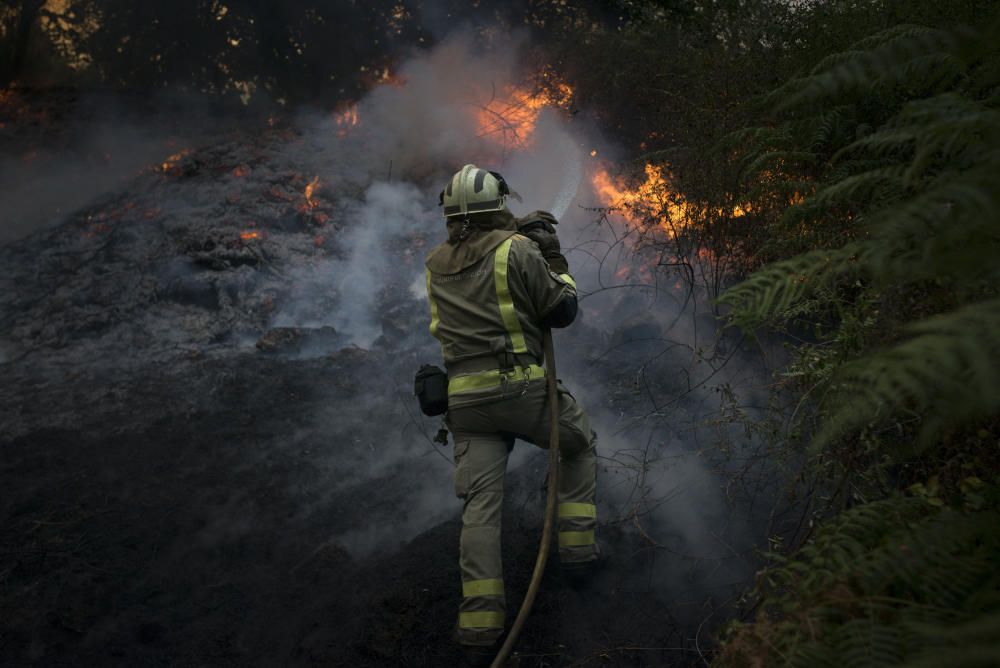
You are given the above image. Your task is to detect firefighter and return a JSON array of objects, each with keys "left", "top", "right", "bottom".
[{"left": 424, "top": 164, "right": 599, "bottom": 649}]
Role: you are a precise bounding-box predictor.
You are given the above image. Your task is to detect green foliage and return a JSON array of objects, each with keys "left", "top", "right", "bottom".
[
  {"left": 711, "top": 8, "right": 1000, "bottom": 667},
  {"left": 717, "top": 488, "right": 1000, "bottom": 668},
  {"left": 721, "top": 245, "right": 865, "bottom": 332},
  {"left": 769, "top": 24, "right": 968, "bottom": 112},
  {"left": 719, "top": 13, "right": 1000, "bottom": 450},
  {"left": 818, "top": 299, "right": 1000, "bottom": 451}
]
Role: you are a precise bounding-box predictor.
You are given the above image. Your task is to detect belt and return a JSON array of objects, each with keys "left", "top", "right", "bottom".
[{"left": 448, "top": 364, "right": 545, "bottom": 395}]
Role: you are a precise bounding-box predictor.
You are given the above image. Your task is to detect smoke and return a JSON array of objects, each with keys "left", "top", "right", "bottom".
[
  {"left": 272, "top": 32, "right": 586, "bottom": 349},
  {"left": 0, "top": 26, "right": 792, "bottom": 621},
  {"left": 273, "top": 181, "right": 437, "bottom": 345},
  {"left": 0, "top": 90, "right": 223, "bottom": 244},
  {"left": 248, "top": 34, "right": 789, "bottom": 591},
  {"left": 0, "top": 121, "right": 169, "bottom": 243}
]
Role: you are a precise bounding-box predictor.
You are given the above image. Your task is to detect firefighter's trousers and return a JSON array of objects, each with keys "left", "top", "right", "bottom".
[{"left": 447, "top": 378, "right": 598, "bottom": 646}]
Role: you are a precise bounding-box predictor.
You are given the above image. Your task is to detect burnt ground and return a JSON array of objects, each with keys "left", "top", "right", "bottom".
[
  {"left": 1, "top": 354, "right": 697, "bottom": 667},
  {"left": 0, "top": 91, "right": 770, "bottom": 667}
]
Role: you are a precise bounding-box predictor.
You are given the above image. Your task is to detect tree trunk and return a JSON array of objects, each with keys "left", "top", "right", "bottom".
[{"left": 6, "top": 0, "right": 45, "bottom": 85}]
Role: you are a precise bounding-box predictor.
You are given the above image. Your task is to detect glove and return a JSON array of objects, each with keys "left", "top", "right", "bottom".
[
  {"left": 517, "top": 211, "right": 567, "bottom": 272},
  {"left": 521, "top": 223, "right": 560, "bottom": 257}
]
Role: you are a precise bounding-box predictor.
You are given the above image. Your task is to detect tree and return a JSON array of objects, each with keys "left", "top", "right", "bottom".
[{"left": 2, "top": 0, "right": 46, "bottom": 85}]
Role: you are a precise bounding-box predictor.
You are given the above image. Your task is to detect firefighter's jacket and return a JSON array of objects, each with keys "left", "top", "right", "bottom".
[{"left": 425, "top": 221, "right": 577, "bottom": 408}]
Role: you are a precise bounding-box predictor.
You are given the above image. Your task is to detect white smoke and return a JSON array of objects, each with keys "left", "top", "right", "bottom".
[
  {"left": 266, "top": 34, "right": 786, "bottom": 605},
  {"left": 0, "top": 89, "right": 223, "bottom": 244},
  {"left": 275, "top": 33, "right": 596, "bottom": 349},
  {"left": 274, "top": 181, "right": 437, "bottom": 345}
]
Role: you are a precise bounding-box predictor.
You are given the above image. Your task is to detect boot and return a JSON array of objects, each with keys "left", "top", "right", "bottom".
[{"left": 561, "top": 539, "right": 609, "bottom": 589}]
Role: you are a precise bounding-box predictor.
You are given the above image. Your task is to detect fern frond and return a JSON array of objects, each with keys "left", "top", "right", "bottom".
[
  {"left": 801, "top": 25, "right": 934, "bottom": 81},
  {"left": 809, "top": 108, "right": 849, "bottom": 152},
  {"left": 903, "top": 644, "right": 1000, "bottom": 668},
  {"left": 865, "top": 94, "right": 1000, "bottom": 181},
  {"left": 902, "top": 610, "right": 1000, "bottom": 668},
  {"left": 793, "top": 166, "right": 908, "bottom": 215},
  {"left": 835, "top": 617, "right": 906, "bottom": 667},
  {"left": 715, "top": 12, "right": 1000, "bottom": 668},
  {"left": 815, "top": 298, "right": 1000, "bottom": 450},
  {"left": 718, "top": 244, "right": 863, "bottom": 330},
  {"left": 740, "top": 150, "right": 818, "bottom": 179},
  {"left": 847, "top": 24, "right": 943, "bottom": 55},
  {"left": 831, "top": 128, "right": 917, "bottom": 164},
  {"left": 713, "top": 125, "right": 792, "bottom": 154},
  {"left": 863, "top": 165, "right": 1000, "bottom": 281},
  {"left": 776, "top": 26, "right": 961, "bottom": 112},
  {"left": 726, "top": 492, "right": 1000, "bottom": 668}
]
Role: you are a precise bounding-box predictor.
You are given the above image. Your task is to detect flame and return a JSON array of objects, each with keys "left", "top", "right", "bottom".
[
  {"left": 591, "top": 163, "right": 690, "bottom": 238},
  {"left": 333, "top": 105, "right": 359, "bottom": 137},
  {"left": 613, "top": 262, "right": 654, "bottom": 284},
  {"left": 296, "top": 175, "right": 326, "bottom": 217},
  {"left": 240, "top": 230, "right": 262, "bottom": 241},
  {"left": 160, "top": 148, "right": 193, "bottom": 175},
  {"left": 305, "top": 175, "right": 320, "bottom": 204},
  {"left": 232, "top": 164, "right": 251, "bottom": 178},
  {"left": 475, "top": 78, "right": 574, "bottom": 148},
  {"left": 375, "top": 67, "right": 405, "bottom": 86}
]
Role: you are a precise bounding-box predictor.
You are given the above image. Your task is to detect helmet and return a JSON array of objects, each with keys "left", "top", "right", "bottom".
[{"left": 439, "top": 164, "right": 511, "bottom": 219}]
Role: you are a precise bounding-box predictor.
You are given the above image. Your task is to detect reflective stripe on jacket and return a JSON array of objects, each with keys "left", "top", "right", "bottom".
[{"left": 425, "top": 232, "right": 576, "bottom": 407}]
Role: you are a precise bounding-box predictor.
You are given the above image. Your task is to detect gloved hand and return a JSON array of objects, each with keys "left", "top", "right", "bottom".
[
  {"left": 520, "top": 220, "right": 560, "bottom": 257},
  {"left": 517, "top": 211, "right": 569, "bottom": 273}
]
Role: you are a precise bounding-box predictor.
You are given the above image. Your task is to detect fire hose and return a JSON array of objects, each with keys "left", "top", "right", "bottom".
[{"left": 490, "top": 328, "right": 560, "bottom": 668}]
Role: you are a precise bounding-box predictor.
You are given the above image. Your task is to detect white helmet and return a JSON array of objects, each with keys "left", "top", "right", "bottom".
[{"left": 439, "top": 164, "right": 511, "bottom": 219}]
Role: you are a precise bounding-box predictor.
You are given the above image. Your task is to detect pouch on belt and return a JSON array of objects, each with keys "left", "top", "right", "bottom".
[{"left": 414, "top": 364, "right": 449, "bottom": 416}]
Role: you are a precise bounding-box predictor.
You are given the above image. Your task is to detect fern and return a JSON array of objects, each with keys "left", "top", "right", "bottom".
[
  {"left": 902, "top": 612, "right": 1000, "bottom": 668},
  {"left": 816, "top": 299, "right": 1000, "bottom": 450},
  {"left": 713, "top": 10, "right": 1000, "bottom": 668},
  {"left": 719, "top": 244, "right": 868, "bottom": 331},
  {"left": 774, "top": 25, "right": 965, "bottom": 112},
  {"left": 740, "top": 150, "right": 819, "bottom": 180},
  {"left": 863, "top": 168, "right": 1000, "bottom": 282},
  {"left": 796, "top": 165, "right": 908, "bottom": 212},
  {"left": 720, "top": 14, "right": 1000, "bottom": 449},
  {"left": 716, "top": 492, "right": 1000, "bottom": 668}
]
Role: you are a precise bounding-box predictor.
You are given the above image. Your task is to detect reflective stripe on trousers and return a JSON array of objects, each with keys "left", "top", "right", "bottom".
[
  {"left": 557, "top": 502, "right": 597, "bottom": 554},
  {"left": 459, "top": 578, "right": 505, "bottom": 633}
]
